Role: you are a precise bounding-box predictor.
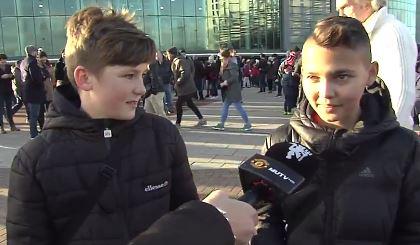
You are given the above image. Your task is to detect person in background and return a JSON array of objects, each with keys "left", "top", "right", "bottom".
[
  {"left": 166, "top": 47, "right": 207, "bottom": 128},
  {"left": 242, "top": 59, "right": 251, "bottom": 88},
  {"left": 159, "top": 51, "right": 174, "bottom": 114},
  {"left": 11, "top": 60, "right": 27, "bottom": 118},
  {"left": 212, "top": 49, "right": 252, "bottom": 132},
  {"left": 258, "top": 54, "right": 268, "bottom": 92},
  {"left": 193, "top": 57, "right": 205, "bottom": 100},
  {"left": 55, "top": 48, "right": 70, "bottom": 87},
  {"left": 205, "top": 55, "right": 219, "bottom": 98},
  {"left": 35, "top": 51, "right": 52, "bottom": 131},
  {"left": 337, "top": 0, "right": 417, "bottom": 129},
  {"left": 0, "top": 53, "right": 20, "bottom": 133},
  {"left": 143, "top": 51, "right": 167, "bottom": 118},
  {"left": 21, "top": 45, "right": 45, "bottom": 139}
]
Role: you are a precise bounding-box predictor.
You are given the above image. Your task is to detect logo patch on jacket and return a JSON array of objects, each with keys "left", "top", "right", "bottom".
[
  {"left": 144, "top": 180, "right": 169, "bottom": 192},
  {"left": 359, "top": 167, "right": 375, "bottom": 178}
]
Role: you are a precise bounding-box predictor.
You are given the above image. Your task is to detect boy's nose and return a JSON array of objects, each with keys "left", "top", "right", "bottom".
[
  {"left": 318, "top": 79, "right": 335, "bottom": 99},
  {"left": 134, "top": 77, "right": 146, "bottom": 96}
]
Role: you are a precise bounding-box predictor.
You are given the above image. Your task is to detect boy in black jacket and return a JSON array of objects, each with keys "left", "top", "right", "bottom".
[
  {"left": 7, "top": 7, "right": 257, "bottom": 245},
  {"left": 255, "top": 16, "right": 420, "bottom": 245}
]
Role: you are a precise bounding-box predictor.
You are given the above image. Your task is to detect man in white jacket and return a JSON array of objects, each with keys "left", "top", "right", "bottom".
[{"left": 337, "top": 0, "right": 418, "bottom": 129}]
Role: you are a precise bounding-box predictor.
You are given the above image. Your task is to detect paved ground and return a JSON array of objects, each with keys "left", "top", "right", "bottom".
[{"left": 0, "top": 88, "right": 289, "bottom": 243}]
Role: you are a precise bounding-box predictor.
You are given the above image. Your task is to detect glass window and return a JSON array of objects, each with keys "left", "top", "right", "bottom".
[
  {"left": 51, "top": 16, "right": 67, "bottom": 55},
  {"left": 65, "top": 0, "right": 81, "bottom": 15},
  {"left": 18, "top": 17, "right": 36, "bottom": 54},
  {"left": 158, "top": 16, "right": 172, "bottom": 50},
  {"left": 196, "top": 0, "right": 206, "bottom": 17},
  {"left": 184, "top": 17, "right": 197, "bottom": 50},
  {"left": 112, "top": 0, "right": 129, "bottom": 10},
  {"left": 50, "top": 0, "right": 66, "bottom": 15},
  {"left": 196, "top": 17, "right": 207, "bottom": 50},
  {"left": 16, "top": 0, "right": 34, "bottom": 16},
  {"left": 171, "top": 0, "right": 184, "bottom": 16},
  {"left": 184, "top": 0, "right": 195, "bottom": 16},
  {"left": 171, "top": 17, "right": 185, "bottom": 49},
  {"left": 144, "top": 16, "right": 159, "bottom": 45},
  {"left": 1, "top": 0, "right": 17, "bottom": 17},
  {"left": 97, "top": 0, "right": 112, "bottom": 8},
  {"left": 34, "top": 17, "right": 53, "bottom": 54},
  {"left": 1, "top": 17, "right": 20, "bottom": 56},
  {"left": 34, "top": 0, "right": 50, "bottom": 16},
  {"left": 81, "top": 0, "right": 98, "bottom": 8},
  {"left": 158, "top": 0, "right": 171, "bottom": 15},
  {"left": 143, "top": 1, "right": 158, "bottom": 15}
]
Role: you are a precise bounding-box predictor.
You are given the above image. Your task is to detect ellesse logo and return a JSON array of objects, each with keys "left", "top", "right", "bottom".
[{"left": 251, "top": 159, "right": 270, "bottom": 169}]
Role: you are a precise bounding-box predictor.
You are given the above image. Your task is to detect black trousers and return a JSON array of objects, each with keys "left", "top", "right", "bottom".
[
  {"left": 267, "top": 79, "right": 273, "bottom": 92},
  {"left": 176, "top": 92, "right": 203, "bottom": 124}
]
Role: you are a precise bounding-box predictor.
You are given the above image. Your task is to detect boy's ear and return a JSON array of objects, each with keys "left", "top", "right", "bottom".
[
  {"left": 74, "top": 66, "right": 93, "bottom": 91},
  {"left": 367, "top": 61, "right": 378, "bottom": 86}
]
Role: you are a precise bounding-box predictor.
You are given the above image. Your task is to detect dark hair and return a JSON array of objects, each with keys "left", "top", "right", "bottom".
[
  {"left": 38, "top": 51, "right": 48, "bottom": 58},
  {"left": 166, "top": 47, "right": 178, "bottom": 55},
  {"left": 220, "top": 49, "right": 231, "bottom": 58},
  {"left": 0, "top": 53, "right": 7, "bottom": 60},
  {"left": 307, "top": 16, "right": 371, "bottom": 61}
]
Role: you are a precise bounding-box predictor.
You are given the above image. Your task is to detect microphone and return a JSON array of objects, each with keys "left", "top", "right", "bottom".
[{"left": 238, "top": 142, "right": 319, "bottom": 206}]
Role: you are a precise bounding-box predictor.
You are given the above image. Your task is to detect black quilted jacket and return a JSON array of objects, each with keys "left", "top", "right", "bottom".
[{"left": 7, "top": 84, "right": 198, "bottom": 245}]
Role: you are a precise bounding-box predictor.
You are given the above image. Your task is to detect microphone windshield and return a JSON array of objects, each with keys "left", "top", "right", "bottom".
[{"left": 265, "top": 142, "right": 319, "bottom": 180}]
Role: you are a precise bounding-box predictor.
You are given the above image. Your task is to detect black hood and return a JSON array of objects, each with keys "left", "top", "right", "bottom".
[
  {"left": 290, "top": 78, "right": 399, "bottom": 155},
  {"left": 43, "top": 84, "right": 145, "bottom": 136}
]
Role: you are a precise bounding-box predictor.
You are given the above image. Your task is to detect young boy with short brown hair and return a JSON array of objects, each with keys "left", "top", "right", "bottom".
[{"left": 6, "top": 7, "right": 199, "bottom": 244}]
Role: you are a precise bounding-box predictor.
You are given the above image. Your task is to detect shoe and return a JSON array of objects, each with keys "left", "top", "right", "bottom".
[
  {"left": 175, "top": 123, "right": 181, "bottom": 129},
  {"left": 1, "top": 126, "right": 6, "bottom": 134},
  {"left": 242, "top": 124, "right": 252, "bottom": 132},
  {"left": 10, "top": 126, "right": 20, "bottom": 131},
  {"left": 196, "top": 118, "right": 207, "bottom": 127},
  {"left": 283, "top": 111, "right": 288, "bottom": 115},
  {"left": 212, "top": 123, "right": 225, "bottom": 131}
]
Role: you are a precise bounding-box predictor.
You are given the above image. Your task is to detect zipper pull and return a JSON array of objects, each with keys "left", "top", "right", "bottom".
[{"left": 104, "top": 128, "right": 112, "bottom": 138}]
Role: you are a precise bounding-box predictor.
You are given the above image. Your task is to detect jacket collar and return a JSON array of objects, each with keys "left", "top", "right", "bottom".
[
  {"left": 44, "top": 84, "right": 144, "bottom": 136},
  {"left": 290, "top": 77, "right": 399, "bottom": 155},
  {"left": 363, "top": 7, "right": 388, "bottom": 37}
]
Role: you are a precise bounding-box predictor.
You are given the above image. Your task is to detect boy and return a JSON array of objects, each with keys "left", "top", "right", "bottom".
[
  {"left": 257, "top": 16, "right": 420, "bottom": 244},
  {"left": 6, "top": 7, "right": 197, "bottom": 244},
  {"left": 7, "top": 7, "right": 258, "bottom": 245}
]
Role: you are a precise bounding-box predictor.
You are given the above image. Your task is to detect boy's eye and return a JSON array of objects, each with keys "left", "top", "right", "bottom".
[
  {"left": 124, "top": 74, "right": 135, "bottom": 79},
  {"left": 336, "top": 74, "right": 349, "bottom": 80},
  {"left": 306, "top": 75, "right": 319, "bottom": 81}
]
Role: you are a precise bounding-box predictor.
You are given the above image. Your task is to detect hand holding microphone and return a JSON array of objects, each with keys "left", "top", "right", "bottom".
[{"left": 203, "top": 190, "right": 258, "bottom": 245}]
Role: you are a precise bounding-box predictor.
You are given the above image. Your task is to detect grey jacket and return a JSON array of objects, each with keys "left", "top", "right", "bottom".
[
  {"left": 171, "top": 56, "right": 196, "bottom": 96},
  {"left": 221, "top": 60, "right": 242, "bottom": 103}
]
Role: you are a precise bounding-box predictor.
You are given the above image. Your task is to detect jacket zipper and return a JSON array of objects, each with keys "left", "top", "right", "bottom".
[{"left": 323, "top": 130, "right": 338, "bottom": 245}]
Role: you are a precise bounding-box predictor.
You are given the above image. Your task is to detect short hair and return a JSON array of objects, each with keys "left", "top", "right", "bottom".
[
  {"left": 38, "top": 51, "right": 48, "bottom": 58},
  {"left": 359, "top": 0, "right": 387, "bottom": 11},
  {"left": 305, "top": 16, "right": 372, "bottom": 62},
  {"left": 166, "top": 47, "right": 178, "bottom": 55},
  {"left": 220, "top": 49, "right": 231, "bottom": 58},
  {"left": 0, "top": 53, "right": 7, "bottom": 60},
  {"left": 65, "top": 7, "right": 156, "bottom": 87}
]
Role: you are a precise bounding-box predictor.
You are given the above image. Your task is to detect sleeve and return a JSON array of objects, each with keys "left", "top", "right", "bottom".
[
  {"left": 128, "top": 201, "right": 235, "bottom": 245},
  {"left": 28, "top": 61, "right": 44, "bottom": 85},
  {"left": 6, "top": 148, "right": 52, "bottom": 245},
  {"left": 176, "top": 59, "right": 188, "bottom": 85},
  {"left": 225, "top": 65, "right": 239, "bottom": 86},
  {"left": 54, "top": 63, "right": 64, "bottom": 81},
  {"left": 390, "top": 137, "right": 420, "bottom": 244},
  {"left": 375, "top": 27, "right": 417, "bottom": 129},
  {"left": 169, "top": 125, "right": 199, "bottom": 210},
  {"left": 251, "top": 203, "right": 287, "bottom": 245}
]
